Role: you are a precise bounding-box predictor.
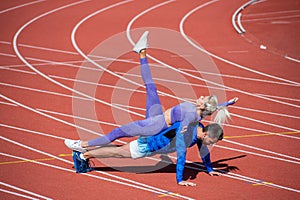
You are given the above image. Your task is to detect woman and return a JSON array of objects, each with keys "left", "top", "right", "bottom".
[{"left": 65, "top": 31, "right": 237, "bottom": 152}]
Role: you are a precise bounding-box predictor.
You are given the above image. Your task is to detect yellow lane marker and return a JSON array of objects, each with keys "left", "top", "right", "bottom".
[
  {"left": 224, "top": 131, "right": 299, "bottom": 139},
  {"left": 158, "top": 193, "right": 180, "bottom": 198},
  {"left": 0, "top": 153, "right": 72, "bottom": 165},
  {"left": 252, "top": 181, "right": 273, "bottom": 186}
]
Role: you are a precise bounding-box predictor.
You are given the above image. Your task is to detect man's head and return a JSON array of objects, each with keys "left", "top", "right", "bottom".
[
  {"left": 196, "top": 95, "right": 218, "bottom": 118},
  {"left": 198, "top": 123, "right": 223, "bottom": 145}
]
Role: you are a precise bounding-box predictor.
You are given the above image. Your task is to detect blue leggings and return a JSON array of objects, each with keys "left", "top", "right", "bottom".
[{"left": 88, "top": 57, "right": 168, "bottom": 146}]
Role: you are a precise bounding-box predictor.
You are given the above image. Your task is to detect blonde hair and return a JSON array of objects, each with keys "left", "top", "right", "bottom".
[
  {"left": 202, "top": 95, "right": 232, "bottom": 125},
  {"left": 202, "top": 95, "right": 218, "bottom": 117},
  {"left": 214, "top": 106, "right": 232, "bottom": 125}
]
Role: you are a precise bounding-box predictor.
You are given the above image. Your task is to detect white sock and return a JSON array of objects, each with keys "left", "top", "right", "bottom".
[{"left": 79, "top": 153, "right": 86, "bottom": 161}]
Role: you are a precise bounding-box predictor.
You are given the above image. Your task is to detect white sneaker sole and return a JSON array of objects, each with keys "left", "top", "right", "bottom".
[{"left": 133, "top": 31, "right": 149, "bottom": 53}]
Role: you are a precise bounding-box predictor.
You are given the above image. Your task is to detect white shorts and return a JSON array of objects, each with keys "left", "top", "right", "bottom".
[{"left": 129, "top": 137, "right": 152, "bottom": 159}]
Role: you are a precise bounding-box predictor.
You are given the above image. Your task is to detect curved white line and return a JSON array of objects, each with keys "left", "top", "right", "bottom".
[
  {"left": 179, "top": 1, "right": 300, "bottom": 86},
  {"left": 232, "top": 0, "right": 255, "bottom": 34},
  {"left": 237, "top": 13, "right": 246, "bottom": 33},
  {"left": 71, "top": 0, "right": 190, "bottom": 104},
  {"left": 0, "top": 0, "right": 45, "bottom": 14},
  {"left": 235, "top": 1, "right": 300, "bottom": 63},
  {"left": 126, "top": 0, "right": 175, "bottom": 42},
  {"left": 126, "top": 0, "right": 300, "bottom": 111},
  {"left": 12, "top": 0, "right": 145, "bottom": 118}
]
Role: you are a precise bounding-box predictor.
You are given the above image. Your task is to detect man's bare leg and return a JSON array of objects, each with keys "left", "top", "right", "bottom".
[{"left": 83, "top": 143, "right": 132, "bottom": 159}]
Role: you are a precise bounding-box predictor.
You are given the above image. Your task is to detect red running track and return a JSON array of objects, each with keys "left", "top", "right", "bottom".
[{"left": 0, "top": 0, "right": 299, "bottom": 199}]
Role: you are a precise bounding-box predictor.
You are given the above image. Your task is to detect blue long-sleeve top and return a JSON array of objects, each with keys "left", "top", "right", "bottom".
[{"left": 146, "top": 121, "right": 213, "bottom": 183}]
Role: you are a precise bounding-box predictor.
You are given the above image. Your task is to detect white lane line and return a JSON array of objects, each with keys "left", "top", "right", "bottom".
[
  {"left": 1, "top": 71, "right": 299, "bottom": 141},
  {"left": 49, "top": 75, "right": 148, "bottom": 94},
  {"left": 36, "top": 109, "right": 120, "bottom": 129},
  {"left": 223, "top": 139, "right": 300, "bottom": 162},
  {"left": 0, "top": 142, "right": 192, "bottom": 199},
  {"left": 214, "top": 145, "right": 300, "bottom": 193},
  {"left": 2, "top": 53, "right": 300, "bottom": 110},
  {"left": 285, "top": 56, "right": 300, "bottom": 63},
  {"left": 0, "top": 182, "right": 51, "bottom": 200},
  {"left": 0, "top": 0, "right": 45, "bottom": 14},
  {"left": 232, "top": 0, "right": 250, "bottom": 34},
  {"left": 116, "top": 71, "right": 230, "bottom": 92},
  {"left": 231, "top": 113, "right": 300, "bottom": 138},
  {"left": 244, "top": 9, "right": 300, "bottom": 17},
  {"left": 255, "top": 93, "right": 300, "bottom": 103},
  {"left": 179, "top": 68, "right": 299, "bottom": 87},
  {"left": 0, "top": 41, "right": 137, "bottom": 65},
  {"left": 1, "top": 42, "right": 299, "bottom": 87},
  {"left": 169, "top": 153, "right": 300, "bottom": 193},
  {"left": 0, "top": 82, "right": 91, "bottom": 101},
  {"left": 0, "top": 100, "right": 17, "bottom": 107},
  {"left": 229, "top": 105, "right": 300, "bottom": 120},
  {"left": 242, "top": 14, "right": 300, "bottom": 22},
  {"left": 0, "top": 52, "right": 17, "bottom": 57},
  {"left": 178, "top": 0, "right": 300, "bottom": 86},
  {"left": 0, "top": 189, "right": 39, "bottom": 200},
  {"left": 237, "top": 13, "right": 246, "bottom": 33},
  {"left": 217, "top": 121, "right": 300, "bottom": 141},
  {"left": 0, "top": 66, "right": 36, "bottom": 74},
  {"left": 0, "top": 123, "right": 67, "bottom": 140},
  {"left": 0, "top": 93, "right": 102, "bottom": 136}
]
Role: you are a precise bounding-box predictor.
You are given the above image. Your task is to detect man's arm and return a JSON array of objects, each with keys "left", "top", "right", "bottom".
[
  {"left": 175, "top": 130, "right": 197, "bottom": 186},
  {"left": 197, "top": 142, "right": 222, "bottom": 176}
]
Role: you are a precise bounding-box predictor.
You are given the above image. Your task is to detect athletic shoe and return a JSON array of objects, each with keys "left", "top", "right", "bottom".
[
  {"left": 64, "top": 139, "right": 86, "bottom": 152},
  {"left": 133, "top": 31, "right": 149, "bottom": 53},
  {"left": 72, "top": 151, "right": 92, "bottom": 173}
]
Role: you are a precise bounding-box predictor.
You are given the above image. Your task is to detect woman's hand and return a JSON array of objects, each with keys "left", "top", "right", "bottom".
[{"left": 228, "top": 97, "right": 239, "bottom": 105}]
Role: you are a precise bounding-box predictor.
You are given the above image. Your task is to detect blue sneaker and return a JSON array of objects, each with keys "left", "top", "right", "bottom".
[{"left": 72, "top": 151, "right": 92, "bottom": 173}]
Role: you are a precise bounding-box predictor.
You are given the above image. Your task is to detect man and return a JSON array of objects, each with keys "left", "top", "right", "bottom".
[{"left": 73, "top": 121, "right": 224, "bottom": 186}]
